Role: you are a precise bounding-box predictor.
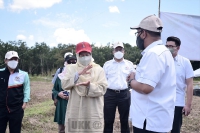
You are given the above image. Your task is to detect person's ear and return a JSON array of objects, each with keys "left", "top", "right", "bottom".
[
  {"left": 112, "top": 49, "right": 115, "bottom": 55},
  {"left": 4, "top": 59, "right": 7, "bottom": 64},
  {"left": 142, "top": 30, "right": 147, "bottom": 39},
  {"left": 177, "top": 46, "right": 180, "bottom": 50}
]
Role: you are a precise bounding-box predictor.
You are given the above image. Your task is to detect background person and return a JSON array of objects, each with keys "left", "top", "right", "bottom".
[
  {"left": 51, "top": 52, "right": 76, "bottom": 103},
  {"left": 103, "top": 42, "right": 135, "bottom": 133},
  {"left": 52, "top": 54, "right": 77, "bottom": 133},
  {"left": 0, "top": 51, "right": 30, "bottom": 133},
  {"left": 52, "top": 52, "right": 75, "bottom": 84},
  {"left": 166, "top": 36, "right": 194, "bottom": 133}
]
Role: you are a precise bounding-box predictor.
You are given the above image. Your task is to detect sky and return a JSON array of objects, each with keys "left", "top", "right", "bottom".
[{"left": 0, "top": 0, "right": 200, "bottom": 48}]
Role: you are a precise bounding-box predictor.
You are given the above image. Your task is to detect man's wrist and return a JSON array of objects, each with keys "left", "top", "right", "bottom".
[
  {"left": 186, "top": 103, "right": 192, "bottom": 107},
  {"left": 128, "top": 79, "right": 134, "bottom": 88}
]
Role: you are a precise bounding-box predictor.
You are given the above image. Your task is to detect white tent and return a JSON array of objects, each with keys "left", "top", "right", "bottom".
[
  {"left": 194, "top": 68, "right": 200, "bottom": 77},
  {"left": 160, "top": 12, "right": 200, "bottom": 61}
]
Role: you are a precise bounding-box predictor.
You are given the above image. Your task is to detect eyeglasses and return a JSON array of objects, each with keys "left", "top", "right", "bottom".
[
  {"left": 135, "top": 30, "right": 142, "bottom": 37},
  {"left": 67, "top": 60, "right": 77, "bottom": 64},
  {"left": 165, "top": 45, "right": 177, "bottom": 48}
]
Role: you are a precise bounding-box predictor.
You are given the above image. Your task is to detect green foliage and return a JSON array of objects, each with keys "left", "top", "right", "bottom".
[
  {"left": 0, "top": 40, "right": 141, "bottom": 74},
  {"left": 194, "top": 77, "right": 200, "bottom": 81}
]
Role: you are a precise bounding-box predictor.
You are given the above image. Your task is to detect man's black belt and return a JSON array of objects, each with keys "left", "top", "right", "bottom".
[{"left": 107, "top": 88, "right": 128, "bottom": 93}]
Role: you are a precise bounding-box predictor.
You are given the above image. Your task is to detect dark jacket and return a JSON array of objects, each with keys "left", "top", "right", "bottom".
[{"left": 0, "top": 67, "right": 30, "bottom": 113}]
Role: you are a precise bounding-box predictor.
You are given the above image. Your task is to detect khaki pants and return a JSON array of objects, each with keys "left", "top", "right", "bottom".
[{"left": 58, "top": 124, "right": 65, "bottom": 133}]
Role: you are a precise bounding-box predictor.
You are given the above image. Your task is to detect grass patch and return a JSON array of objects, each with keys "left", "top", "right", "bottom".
[
  {"left": 29, "top": 76, "right": 52, "bottom": 82},
  {"left": 21, "top": 100, "right": 57, "bottom": 133},
  {"left": 25, "top": 100, "right": 54, "bottom": 117}
]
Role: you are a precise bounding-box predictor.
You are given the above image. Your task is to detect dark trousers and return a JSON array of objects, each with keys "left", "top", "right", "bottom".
[
  {"left": 171, "top": 106, "right": 183, "bottom": 133},
  {"left": 104, "top": 89, "right": 130, "bottom": 133},
  {"left": 133, "top": 120, "right": 167, "bottom": 133},
  {"left": 0, "top": 108, "right": 24, "bottom": 133}
]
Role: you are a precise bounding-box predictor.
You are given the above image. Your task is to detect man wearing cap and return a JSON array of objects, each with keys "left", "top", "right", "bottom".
[
  {"left": 52, "top": 53, "right": 77, "bottom": 133},
  {"left": 165, "top": 36, "right": 194, "bottom": 133},
  {"left": 60, "top": 42, "right": 108, "bottom": 133},
  {"left": 0, "top": 51, "right": 30, "bottom": 133},
  {"left": 103, "top": 42, "right": 135, "bottom": 133},
  {"left": 128, "top": 15, "right": 176, "bottom": 133}
]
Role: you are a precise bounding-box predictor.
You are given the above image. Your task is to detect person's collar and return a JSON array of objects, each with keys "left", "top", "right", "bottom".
[
  {"left": 174, "top": 54, "right": 179, "bottom": 62},
  {"left": 112, "top": 58, "right": 125, "bottom": 63},
  {"left": 141, "top": 40, "right": 163, "bottom": 55},
  {"left": 5, "top": 66, "right": 19, "bottom": 74}
]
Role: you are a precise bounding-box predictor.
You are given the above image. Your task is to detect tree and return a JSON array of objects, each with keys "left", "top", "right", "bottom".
[{"left": 0, "top": 40, "right": 141, "bottom": 75}]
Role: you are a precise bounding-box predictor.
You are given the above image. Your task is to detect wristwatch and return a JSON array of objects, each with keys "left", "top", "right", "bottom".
[{"left": 128, "top": 79, "right": 134, "bottom": 88}]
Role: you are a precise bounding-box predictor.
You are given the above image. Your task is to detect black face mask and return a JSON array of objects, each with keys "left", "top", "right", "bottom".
[{"left": 136, "top": 35, "right": 145, "bottom": 50}]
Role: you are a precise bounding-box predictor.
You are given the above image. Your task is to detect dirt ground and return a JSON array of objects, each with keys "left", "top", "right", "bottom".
[{"left": 12, "top": 81, "right": 200, "bottom": 133}]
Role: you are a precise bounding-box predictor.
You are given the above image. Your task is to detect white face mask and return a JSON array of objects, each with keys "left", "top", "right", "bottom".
[
  {"left": 79, "top": 56, "right": 92, "bottom": 66},
  {"left": 7, "top": 60, "right": 18, "bottom": 69},
  {"left": 114, "top": 51, "right": 124, "bottom": 59}
]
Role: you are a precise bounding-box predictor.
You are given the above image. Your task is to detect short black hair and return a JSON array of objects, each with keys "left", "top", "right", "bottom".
[
  {"left": 146, "top": 30, "right": 161, "bottom": 37},
  {"left": 141, "top": 29, "right": 161, "bottom": 37},
  {"left": 167, "top": 36, "right": 181, "bottom": 46}
]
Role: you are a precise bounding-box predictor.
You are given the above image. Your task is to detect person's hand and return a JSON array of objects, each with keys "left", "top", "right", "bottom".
[
  {"left": 78, "top": 65, "right": 92, "bottom": 75},
  {"left": 22, "top": 102, "right": 27, "bottom": 110},
  {"left": 182, "top": 105, "right": 192, "bottom": 116},
  {"left": 127, "top": 72, "right": 135, "bottom": 82},
  {"left": 54, "top": 99, "right": 58, "bottom": 106},
  {"left": 58, "top": 91, "right": 69, "bottom": 100},
  {"left": 76, "top": 81, "right": 90, "bottom": 87}
]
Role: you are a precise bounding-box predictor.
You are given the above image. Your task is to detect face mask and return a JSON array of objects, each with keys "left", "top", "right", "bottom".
[
  {"left": 7, "top": 60, "right": 18, "bottom": 69},
  {"left": 79, "top": 56, "right": 92, "bottom": 66},
  {"left": 168, "top": 48, "right": 176, "bottom": 54},
  {"left": 114, "top": 51, "right": 124, "bottom": 59},
  {"left": 136, "top": 36, "right": 145, "bottom": 50}
]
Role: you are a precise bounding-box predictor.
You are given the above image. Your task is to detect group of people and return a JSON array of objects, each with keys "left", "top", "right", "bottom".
[
  {"left": 52, "top": 15, "right": 194, "bottom": 133},
  {"left": 0, "top": 14, "right": 194, "bottom": 133}
]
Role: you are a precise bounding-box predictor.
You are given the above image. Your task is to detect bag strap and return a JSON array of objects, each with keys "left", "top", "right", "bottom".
[{"left": 59, "top": 67, "right": 63, "bottom": 73}]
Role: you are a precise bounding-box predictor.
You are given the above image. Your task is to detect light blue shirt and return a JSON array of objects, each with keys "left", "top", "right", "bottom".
[{"left": 52, "top": 67, "right": 65, "bottom": 84}]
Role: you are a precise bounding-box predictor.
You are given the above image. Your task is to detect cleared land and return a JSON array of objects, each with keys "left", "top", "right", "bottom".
[{"left": 6, "top": 79, "right": 200, "bottom": 133}]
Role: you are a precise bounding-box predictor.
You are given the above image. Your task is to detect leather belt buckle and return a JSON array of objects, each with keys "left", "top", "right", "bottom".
[{"left": 115, "top": 90, "right": 120, "bottom": 93}]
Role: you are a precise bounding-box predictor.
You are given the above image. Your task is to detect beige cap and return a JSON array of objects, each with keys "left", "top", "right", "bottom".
[
  {"left": 130, "top": 15, "right": 163, "bottom": 32},
  {"left": 113, "top": 42, "right": 124, "bottom": 49},
  {"left": 5, "top": 51, "right": 19, "bottom": 59}
]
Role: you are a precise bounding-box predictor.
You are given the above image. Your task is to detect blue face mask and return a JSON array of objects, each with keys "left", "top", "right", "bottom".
[{"left": 136, "top": 35, "right": 145, "bottom": 50}]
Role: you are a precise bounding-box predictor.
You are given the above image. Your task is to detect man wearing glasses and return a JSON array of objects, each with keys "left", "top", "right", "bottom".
[
  {"left": 166, "top": 36, "right": 194, "bottom": 133},
  {"left": 103, "top": 42, "right": 135, "bottom": 133},
  {"left": 128, "top": 15, "right": 176, "bottom": 133}
]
